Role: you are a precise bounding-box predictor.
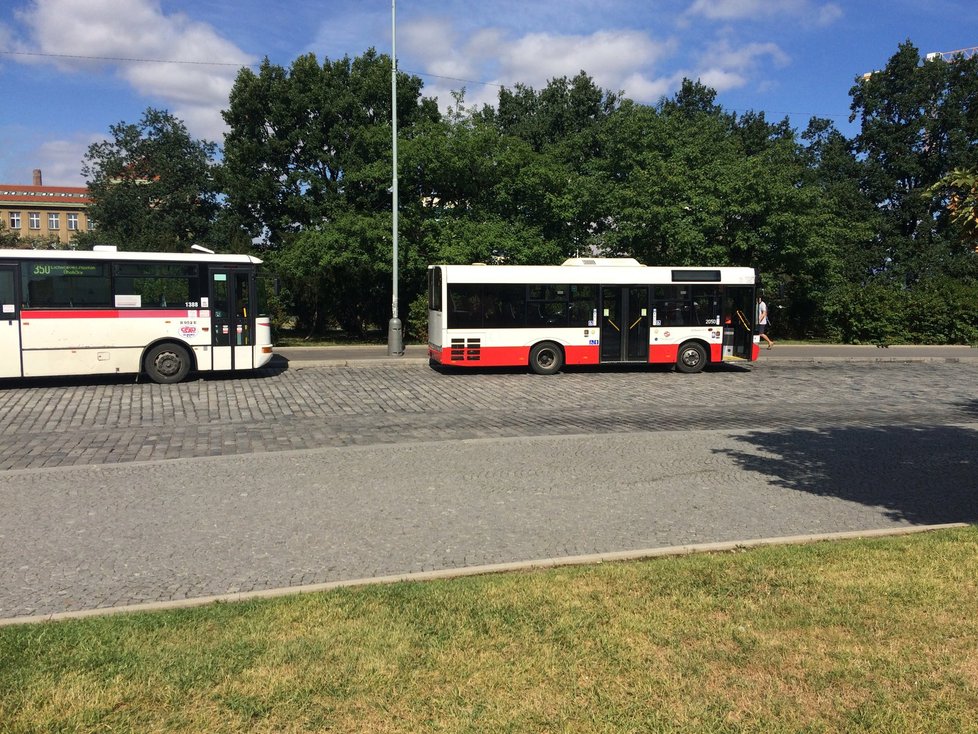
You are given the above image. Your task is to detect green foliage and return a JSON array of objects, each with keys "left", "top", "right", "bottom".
[
  {"left": 222, "top": 49, "right": 438, "bottom": 247},
  {"left": 825, "top": 281, "right": 910, "bottom": 344},
  {"left": 268, "top": 211, "right": 393, "bottom": 336},
  {"left": 825, "top": 277, "right": 978, "bottom": 345},
  {"left": 81, "top": 108, "right": 221, "bottom": 252},
  {"left": 930, "top": 167, "right": 978, "bottom": 244},
  {"left": 851, "top": 41, "right": 978, "bottom": 285},
  {"left": 79, "top": 42, "right": 978, "bottom": 344},
  {"left": 0, "top": 221, "right": 20, "bottom": 248},
  {"left": 222, "top": 50, "right": 439, "bottom": 334}
]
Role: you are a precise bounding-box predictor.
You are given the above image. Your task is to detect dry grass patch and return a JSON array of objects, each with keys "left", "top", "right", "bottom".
[{"left": 1, "top": 527, "right": 977, "bottom": 733}]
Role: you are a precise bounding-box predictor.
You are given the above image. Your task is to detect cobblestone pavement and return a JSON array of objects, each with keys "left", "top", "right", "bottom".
[
  {"left": 1, "top": 361, "right": 977, "bottom": 620},
  {"left": 0, "top": 360, "right": 976, "bottom": 471}
]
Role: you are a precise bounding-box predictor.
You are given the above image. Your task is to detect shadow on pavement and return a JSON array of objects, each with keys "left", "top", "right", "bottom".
[
  {"left": 0, "top": 356, "right": 291, "bottom": 389},
  {"left": 715, "top": 424, "right": 978, "bottom": 524},
  {"left": 426, "top": 362, "right": 752, "bottom": 377}
]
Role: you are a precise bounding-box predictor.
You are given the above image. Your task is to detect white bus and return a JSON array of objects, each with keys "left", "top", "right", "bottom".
[
  {"left": 428, "top": 258, "right": 758, "bottom": 374},
  {"left": 0, "top": 247, "right": 273, "bottom": 383}
]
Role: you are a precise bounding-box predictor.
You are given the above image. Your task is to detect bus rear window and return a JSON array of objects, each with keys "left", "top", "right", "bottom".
[{"left": 428, "top": 267, "right": 443, "bottom": 311}]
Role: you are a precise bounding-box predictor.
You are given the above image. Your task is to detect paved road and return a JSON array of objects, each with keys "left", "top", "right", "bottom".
[{"left": 1, "top": 356, "right": 976, "bottom": 622}]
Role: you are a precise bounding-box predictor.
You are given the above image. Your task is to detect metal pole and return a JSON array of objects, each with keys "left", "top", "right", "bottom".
[{"left": 387, "top": 0, "right": 403, "bottom": 355}]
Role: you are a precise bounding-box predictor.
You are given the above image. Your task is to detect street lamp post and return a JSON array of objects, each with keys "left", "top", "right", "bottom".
[{"left": 387, "top": 0, "right": 404, "bottom": 356}]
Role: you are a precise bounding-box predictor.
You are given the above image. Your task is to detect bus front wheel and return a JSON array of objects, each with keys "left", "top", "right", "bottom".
[
  {"left": 144, "top": 343, "right": 192, "bottom": 384},
  {"left": 529, "top": 342, "right": 564, "bottom": 375},
  {"left": 676, "top": 341, "right": 707, "bottom": 374}
]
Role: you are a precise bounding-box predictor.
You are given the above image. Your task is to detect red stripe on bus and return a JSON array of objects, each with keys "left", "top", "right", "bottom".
[
  {"left": 564, "top": 345, "right": 600, "bottom": 365},
  {"left": 648, "top": 344, "right": 679, "bottom": 363},
  {"left": 22, "top": 309, "right": 193, "bottom": 319},
  {"left": 431, "top": 343, "right": 603, "bottom": 367}
]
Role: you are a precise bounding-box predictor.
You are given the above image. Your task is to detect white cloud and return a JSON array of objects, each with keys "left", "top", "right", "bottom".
[
  {"left": 501, "top": 30, "right": 669, "bottom": 88},
  {"left": 403, "top": 17, "right": 794, "bottom": 111},
  {"left": 36, "top": 134, "right": 104, "bottom": 187},
  {"left": 673, "top": 38, "right": 789, "bottom": 92},
  {"left": 704, "top": 39, "right": 790, "bottom": 72},
  {"left": 686, "top": 0, "right": 843, "bottom": 27},
  {"left": 12, "top": 0, "right": 254, "bottom": 142},
  {"left": 403, "top": 21, "right": 677, "bottom": 109},
  {"left": 815, "top": 3, "right": 843, "bottom": 27}
]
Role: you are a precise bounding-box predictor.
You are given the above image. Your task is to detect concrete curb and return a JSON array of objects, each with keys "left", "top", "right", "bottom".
[
  {"left": 2, "top": 523, "right": 967, "bottom": 627},
  {"left": 287, "top": 358, "right": 430, "bottom": 369},
  {"left": 756, "top": 356, "right": 978, "bottom": 364}
]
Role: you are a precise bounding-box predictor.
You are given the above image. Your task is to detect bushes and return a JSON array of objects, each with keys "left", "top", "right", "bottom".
[{"left": 825, "top": 278, "right": 978, "bottom": 345}]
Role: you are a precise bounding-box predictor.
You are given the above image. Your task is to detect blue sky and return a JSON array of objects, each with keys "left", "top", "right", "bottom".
[{"left": 1, "top": 0, "right": 976, "bottom": 186}]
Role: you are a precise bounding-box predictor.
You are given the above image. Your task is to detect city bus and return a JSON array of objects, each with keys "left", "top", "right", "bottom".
[
  {"left": 427, "top": 258, "right": 758, "bottom": 374},
  {"left": 0, "top": 246, "right": 273, "bottom": 383}
]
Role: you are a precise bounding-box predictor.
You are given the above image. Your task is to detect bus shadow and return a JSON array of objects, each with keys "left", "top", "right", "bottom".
[
  {"left": 714, "top": 424, "right": 978, "bottom": 524},
  {"left": 0, "top": 356, "right": 290, "bottom": 390},
  {"left": 202, "top": 355, "right": 290, "bottom": 382},
  {"left": 0, "top": 373, "right": 141, "bottom": 390},
  {"left": 427, "top": 362, "right": 752, "bottom": 377}
]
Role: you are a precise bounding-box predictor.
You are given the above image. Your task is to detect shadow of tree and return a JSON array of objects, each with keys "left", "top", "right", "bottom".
[{"left": 715, "top": 423, "right": 978, "bottom": 524}]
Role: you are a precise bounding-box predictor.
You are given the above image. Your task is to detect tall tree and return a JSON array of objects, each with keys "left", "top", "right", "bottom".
[
  {"left": 222, "top": 49, "right": 438, "bottom": 247},
  {"left": 80, "top": 108, "right": 220, "bottom": 252},
  {"left": 850, "top": 41, "right": 978, "bottom": 284},
  {"left": 222, "top": 49, "right": 439, "bottom": 334}
]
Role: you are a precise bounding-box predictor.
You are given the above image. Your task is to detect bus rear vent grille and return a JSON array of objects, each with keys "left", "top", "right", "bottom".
[{"left": 450, "top": 338, "right": 481, "bottom": 361}]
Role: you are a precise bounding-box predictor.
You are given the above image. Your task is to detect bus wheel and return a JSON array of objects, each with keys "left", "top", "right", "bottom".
[
  {"left": 676, "top": 341, "right": 707, "bottom": 374},
  {"left": 144, "top": 343, "right": 191, "bottom": 384},
  {"left": 529, "top": 341, "right": 564, "bottom": 375}
]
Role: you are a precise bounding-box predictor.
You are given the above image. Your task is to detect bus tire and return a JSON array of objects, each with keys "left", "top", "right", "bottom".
[
  {"left": 144, "top": 343, "right": 192, "bottom": 384},
  {"left": 529, "top": 341, "right": 564, "bottom": 375},
  {"left": 676, "top": 341, "right": 707, "bottom": 374}
]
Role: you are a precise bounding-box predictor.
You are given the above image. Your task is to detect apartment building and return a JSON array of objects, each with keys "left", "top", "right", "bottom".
[{"left": 0, "top": 169, "right": 94, "bottom": 245}]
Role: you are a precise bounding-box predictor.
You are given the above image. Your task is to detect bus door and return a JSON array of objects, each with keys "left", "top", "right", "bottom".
[
  {"left": 0, "top": 265, "right": 21, "bottom": 378},
  {"left": 600, "top": 286, "right": 649, "bottom": 363},
  {"left": 722, "top": 285, "right": 756, "bottom": 361},
  {"left": 209, "top": 269, "right": 254, "bottom": 371}
]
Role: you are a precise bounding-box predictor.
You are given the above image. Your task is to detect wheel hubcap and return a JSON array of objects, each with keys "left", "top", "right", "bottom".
[{"left": 155, "top": 352, "right": 179, "bottom": 376}]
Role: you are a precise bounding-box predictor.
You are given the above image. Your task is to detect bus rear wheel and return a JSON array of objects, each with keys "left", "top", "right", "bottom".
[
  {"left": 676, "top": 341, "right": 707, "bottom": 374},
  {"left": 144, "top": 343, "right": 192, "bottom": 384},
  {"left": 529, "top": 341, "right": 564, "bottom": 375}
]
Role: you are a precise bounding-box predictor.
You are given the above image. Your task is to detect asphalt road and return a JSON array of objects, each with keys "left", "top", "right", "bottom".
[{"left": 1, "top": 351, "right": 976, "bottom": 623}]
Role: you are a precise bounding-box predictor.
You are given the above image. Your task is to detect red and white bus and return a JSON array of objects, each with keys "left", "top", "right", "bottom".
[
  {"left": 427, "top": 258, "right": 758, "bottom": 374},
  {"left": 0, "top": 246, "right": 273, "bottom": 383}
]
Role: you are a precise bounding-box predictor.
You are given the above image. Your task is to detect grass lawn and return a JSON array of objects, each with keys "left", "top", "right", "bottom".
[{"left": 1, "top": 527, "right": 976, "bottom": 733}]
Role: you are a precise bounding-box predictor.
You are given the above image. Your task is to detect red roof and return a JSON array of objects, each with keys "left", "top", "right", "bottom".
[{"left": 0, "top": 184, "right": 92, "bottom": 206}]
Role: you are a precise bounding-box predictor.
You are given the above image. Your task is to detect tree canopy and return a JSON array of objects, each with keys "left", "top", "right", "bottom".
[
  {"left": 80, "top": 108, "right": 221, "bottom": 252},
  {"left": 74, "top": 41, "right": 978, "bottom": 344}
]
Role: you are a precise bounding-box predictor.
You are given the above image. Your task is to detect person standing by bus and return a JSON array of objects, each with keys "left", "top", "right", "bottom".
[{"left": 756, "top": 295, "right": 773, "bottom": 349}]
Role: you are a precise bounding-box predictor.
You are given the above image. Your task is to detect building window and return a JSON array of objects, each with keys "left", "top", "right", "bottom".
[
  {"left": 48, "top": 213, "right": 60, "bottom": 230},
  {"left": 9, "top": 212, "right": 20, "bottom": 230},
  {"left": 29, "top": 212, "right": 40, "bottom": 230},
  {"left": 67, "top": 213, "right": 79, "bottom": 231},
  {"left": 87, "top": 216, "right": 95, "bottom": 231}
]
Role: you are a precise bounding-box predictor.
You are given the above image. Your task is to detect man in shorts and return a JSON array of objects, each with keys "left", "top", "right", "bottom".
[{"left": 756, "top": 295, "right": 773, "bottom": 349}]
